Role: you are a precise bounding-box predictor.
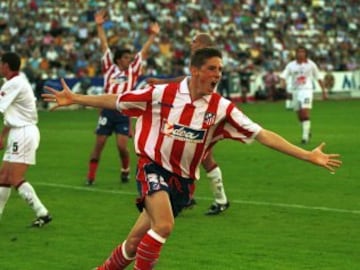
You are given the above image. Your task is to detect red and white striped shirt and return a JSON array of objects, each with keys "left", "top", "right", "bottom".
[
  {"left": 102, "top": 48, "right": 142, "bottom": 94},
  {"left": 116, "top": 77, "right": 262, "bottom": 180}
]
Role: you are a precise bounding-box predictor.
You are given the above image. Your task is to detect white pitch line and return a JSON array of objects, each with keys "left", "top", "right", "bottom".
[
  {"left": 230, "top": 199, "right": 360, "bottom": 215},
  {"left": 35, "top": 182, "right": 360, "bottom": 215}
]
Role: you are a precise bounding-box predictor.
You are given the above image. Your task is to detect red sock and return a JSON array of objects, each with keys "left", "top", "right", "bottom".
[
  {"left": 87, "top": 159, "right": 99, "bottom": 180},
  {"left": 134, "top": 230, "right": 165, "bottom": 270},
  {"left": 100, "top": 241, "right": 134, "bottom": 270}
]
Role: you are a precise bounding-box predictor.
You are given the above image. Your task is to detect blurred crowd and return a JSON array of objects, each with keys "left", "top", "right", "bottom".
[{"left": 0, "top": 0, "right": 359, "bottom": 84}]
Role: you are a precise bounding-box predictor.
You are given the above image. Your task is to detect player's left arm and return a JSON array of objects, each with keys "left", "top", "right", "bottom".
[
  {"left": 318, "top": 79, "right": 327, "bottom": 100},
  {"left": 255, "top": 129, "right": 341, "bottom": 172},
  {"left": 312, "top": 62, "right": 327, "bottom": 100},
  {"left": 95, "top": 9, "right": 109, "bottom": 54},
  {"left": 140, "top": 22, "right": 160, "bottom": 60}
]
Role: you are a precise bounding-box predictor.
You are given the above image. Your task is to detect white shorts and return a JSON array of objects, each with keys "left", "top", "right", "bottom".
[
  {"left": 292, "top": 90, "right": 313, "bottom": 111},
  {"left": 3, "top": 125, "right": 40, "bottom": 165}
]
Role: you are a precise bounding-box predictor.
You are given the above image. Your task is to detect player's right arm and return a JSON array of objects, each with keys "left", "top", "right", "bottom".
[
  {"left": 279, "top": 65, "right": 289, "bottom": 90},
  {"left": 279, "top": 77, "right": 286, "bottom": 90},
  {"left": 42, "top": 79, "right": 155, "bottom": 115},
  {"left": 95, "top": 9, "right": 109, "bottom": 54},
  {"left": 43, "top": 79, "right": 118, "bottom": 110},
  {"left": 0, "top": 125, "right": 10, "bottom": 150}
]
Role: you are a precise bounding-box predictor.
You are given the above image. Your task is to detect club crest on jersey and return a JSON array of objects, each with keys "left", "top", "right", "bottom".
[
  {"left": 203, "top": 112, "right": 216, "bottom": 126},
  {"left": 110, "top": 75, "right": 128, "bottom": 84},
  {"left": 161, "top": 120, "right": 205, "bottom": 143}
]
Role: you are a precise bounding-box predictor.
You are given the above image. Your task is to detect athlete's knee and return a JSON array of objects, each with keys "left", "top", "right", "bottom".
[
  {"left": 202, "top": 153, "right": 217, "bottom": 170},
  {"left": 300, "top": 114, "right": 310, "bottom": 121},
  {"left": 0, "top": 170, "right": 9, "bottom": 185},
  {"left": 202, "top": 158, "right": 217, "bottom": 172},
  {"left": 118, "top": 145, "right": 129, "bottom": 155},
  {"left": 125, "top": 236, "right": 143, "bottom": 257},
  {"left": 152, "top": 220, "right": 174, "bottom": 238}
]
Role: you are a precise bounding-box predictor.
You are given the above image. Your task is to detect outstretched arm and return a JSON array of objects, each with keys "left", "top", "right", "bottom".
[
  {"left": 255, "top": 129, "right": 341, "bottom": 172},
  {"left": 95, "top": 9, "right": 109, "bottom": 54},
  {"left": 140, "top": 22, "right": 160, "bottom": 60},
  {"left": 42, "top": 79, "right": 118, "bottom": 110}
]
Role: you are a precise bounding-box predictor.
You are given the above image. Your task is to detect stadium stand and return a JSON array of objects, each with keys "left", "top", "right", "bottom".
[{"left": 0, "top": 0, "right": 359, "bottom": 101}]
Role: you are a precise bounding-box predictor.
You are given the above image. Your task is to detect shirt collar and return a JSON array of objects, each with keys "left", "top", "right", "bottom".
[
  {"left": 179, "top": 76, "right": 212, "bottom": 103},
  {"left": 296, "top": 59, "right": 308, "bottom": 64},
  {"left": 6, "top": 72, "right": 19, "bottom": 80}
]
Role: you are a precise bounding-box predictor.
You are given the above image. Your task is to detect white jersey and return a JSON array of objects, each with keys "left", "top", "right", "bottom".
[
  {"left": 280, "top": 59, "right": 321, "bottom": 92},
  {"left": 0, "top": 73, "right": 38, "bottom": 127}
]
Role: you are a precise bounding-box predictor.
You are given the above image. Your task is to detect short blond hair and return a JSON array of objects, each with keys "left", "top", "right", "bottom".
[{"left": 193, "top": 33, "right": 214, "bottom": 47}]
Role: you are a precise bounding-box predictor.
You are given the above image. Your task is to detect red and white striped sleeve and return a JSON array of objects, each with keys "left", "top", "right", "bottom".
[
  {"left": 101, "top": 48, "right": 113, "bottom": 74},
  {"left": 115, "top": 84, "right": 157, "bottom": 117},
  {"left": 130, "top": 52, "right": 143, "bottom": 76},
  {"left": 212, "top": 100, "right": 262, "bottom": 144}
]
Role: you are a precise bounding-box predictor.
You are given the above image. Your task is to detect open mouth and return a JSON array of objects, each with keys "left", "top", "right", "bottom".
[{"left": 211, "top": 81, "right": 218, "bottom": 88}]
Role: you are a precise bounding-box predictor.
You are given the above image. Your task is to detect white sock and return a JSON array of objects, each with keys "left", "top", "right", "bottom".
[
  {"left": 148, "top": 229, "right": 167, "bottom": 244},
  {"left": 17, "top": 182, "right": 48, "bottom": 217},
  {"left": 285, "top": 99, "right": 293, "bottom": 109},
  {"left": 302, "top": 120, "right": 311, "bottom": 141},
  {"left": 207, "top": 167, "right": 228, "bottom": 204},
  {"left": 0, "top": 186, "right": 11, "bottom": 218},
  {"left": 122, "top": 240, "right": 136, "bottom": 260}
]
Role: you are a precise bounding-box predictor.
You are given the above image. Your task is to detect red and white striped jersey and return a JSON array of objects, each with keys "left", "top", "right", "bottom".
[
  {"left": 116, "top": 77, "right": 262, "bottom": 180},
  {"left": 102, "top": 48, "right": 142, "bottom": 94}
]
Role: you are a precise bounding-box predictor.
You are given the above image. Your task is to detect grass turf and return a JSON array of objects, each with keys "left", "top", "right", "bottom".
[{"left": 0, "top": 99, "right": 359, "bottom": 270}]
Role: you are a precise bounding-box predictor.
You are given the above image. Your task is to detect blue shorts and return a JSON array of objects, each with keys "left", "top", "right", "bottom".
[
  {"left": 136, "top": 160, "right": 194, "bottom": 217},
  {"left": 95, "top": 109, "right": 130, "bottom": 136}
]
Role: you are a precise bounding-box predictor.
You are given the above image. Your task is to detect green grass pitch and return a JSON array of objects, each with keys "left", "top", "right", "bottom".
[{"left": 0, "top": 100, "right": 359, "bottom": 270}]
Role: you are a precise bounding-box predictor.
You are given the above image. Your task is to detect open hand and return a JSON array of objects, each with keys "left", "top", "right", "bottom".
[
  {"left": 95, "top": 9, "right": 108, "bottom": 25},
  {"left": 309, "top": 142, "right": 342, "bottom": 172},
  {"left": 42, "top": 78, "right": 75, "bottom": 110},
  {"left": 149, "top": 22, "right": 160, "bottom": 35}
]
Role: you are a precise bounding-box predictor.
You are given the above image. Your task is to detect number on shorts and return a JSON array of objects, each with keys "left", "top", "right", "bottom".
[
  {"left": 12, "top": 142, "right": 18, "bottom": 152},
  {"left": 98, "top": 116, "right": 108, "bottom": 126}
]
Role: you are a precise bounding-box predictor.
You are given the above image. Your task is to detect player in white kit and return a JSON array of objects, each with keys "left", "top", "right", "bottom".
[
  {"left": 0, "top": 52, "right": 51, "bottom": 227},
  {"left": 280, "top": 46, "right": 327, "bottom": 144}
]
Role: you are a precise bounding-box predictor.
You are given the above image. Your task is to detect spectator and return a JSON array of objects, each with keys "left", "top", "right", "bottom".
[
  {"left": 0, "top": 1, "right": 358, "bottom": 80},
  {"left": 262, "top": 68, "right": 279, "bottom": 101}
]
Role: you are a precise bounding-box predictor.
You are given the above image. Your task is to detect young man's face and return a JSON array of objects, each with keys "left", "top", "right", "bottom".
[
  {"left": 0, "top": 60, "right": 8, "bottom": 77},
  {"left": 296, "top": 48, "right": 307, "bottom": 61},
  {"left": 191, "top": 56, "right": 223, "bottom": 97},
  {"left": 116, "top": 53, "right": 132, "bottom": 70}
]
